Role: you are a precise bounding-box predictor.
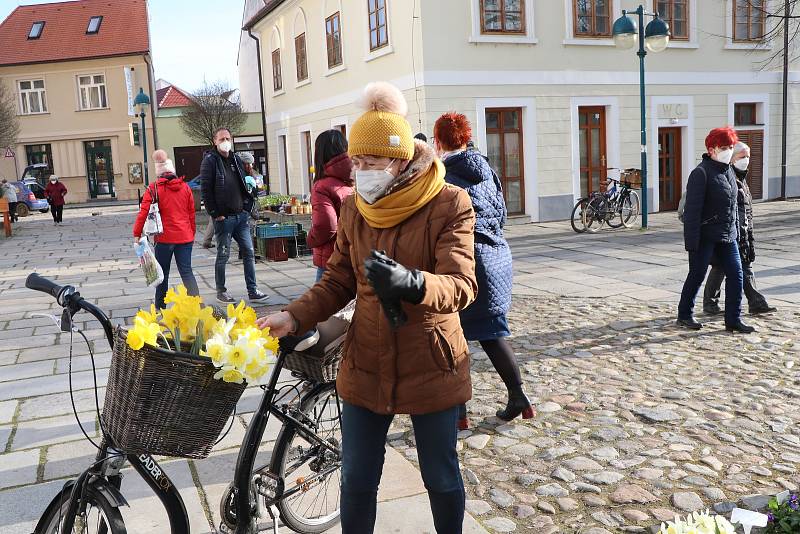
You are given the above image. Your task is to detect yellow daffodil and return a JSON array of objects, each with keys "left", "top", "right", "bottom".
[
  {"left": 135, "top": 304, "right": 160, "bottom": 324},
  {"left": 160, "top": 306, "right": 181, "bottom": 332},
  {"left": 213, "top": 366, "right": 245, "bottom": 384},
  {"left": 204, "top": 338, "right": 232, "bottom": 367},
  {"left": 126, "top": 316, "right": 161, "bottom": 350},
  {"left": 229, "top": 344, "right": 250, "bottom": 368}
]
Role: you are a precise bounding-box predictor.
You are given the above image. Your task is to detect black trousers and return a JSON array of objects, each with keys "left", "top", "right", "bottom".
[
  {"left": 704, "top": 260, "right": 769, "bottom": 312},
  {"left": 51, "top": 205, "right": 63, "bottom": 223},
  {"left": 8, "top": 202, "right": 17, "bottom": 222}
]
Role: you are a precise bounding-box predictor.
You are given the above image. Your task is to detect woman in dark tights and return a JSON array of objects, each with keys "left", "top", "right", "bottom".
[{"left": 434, "top": 112, "right": 534, "bottom": 429}]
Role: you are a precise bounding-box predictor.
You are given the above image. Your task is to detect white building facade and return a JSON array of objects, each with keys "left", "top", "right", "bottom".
[{"left": 245, "top": 0, "right": 800, "bottom": 221}]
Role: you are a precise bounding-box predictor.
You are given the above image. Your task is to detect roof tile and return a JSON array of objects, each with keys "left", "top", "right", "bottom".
[{"left": 0, "top": 0, "right": 150, "bottom": 66}]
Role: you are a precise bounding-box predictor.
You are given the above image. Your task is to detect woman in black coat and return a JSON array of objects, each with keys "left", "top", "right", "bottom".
[
  {"left": 677, "top": 127, "right": 754, "bottom": 333},
  {"left": 434, "top": 112, "right": 534, "bottom": 428},
  {"left": 703, "top": 142, "right": 775, "bottom": 316}
]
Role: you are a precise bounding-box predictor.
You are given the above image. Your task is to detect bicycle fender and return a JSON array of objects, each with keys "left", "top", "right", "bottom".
[
  {"left": 33, "top": 480, "right": 77, "bottom": 534},
  {"left": 92, "top": 477, "right": 129, "bottom": 508}
]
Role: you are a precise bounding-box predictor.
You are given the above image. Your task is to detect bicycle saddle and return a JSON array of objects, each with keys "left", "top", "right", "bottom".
[{"left": 279, "top": 315, "right": 349, "bottom": 357}]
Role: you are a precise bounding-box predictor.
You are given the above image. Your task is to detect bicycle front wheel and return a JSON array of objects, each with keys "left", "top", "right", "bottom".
[
  {"left": 270, "top": 382, "right": 342, "bottom": 533},
  {"left": 570, "top": 198, "right": 589, "bottom": 233},
  {"left": 36, "top": 485, "right": 126, "bottom": 534},
  {"left": 583, "top": 196, "right": 605, "bottom": 233},
  {"left": 621, "top": 190, "right": 641, "bottom": 228}
]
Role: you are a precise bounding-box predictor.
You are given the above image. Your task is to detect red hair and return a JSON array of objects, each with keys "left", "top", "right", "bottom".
[
  {"left": 434, "top": 112, "right": 472, "bottom": 150},
  {"left": 705, "top": 127, "right": 738, "bottom": 152}
]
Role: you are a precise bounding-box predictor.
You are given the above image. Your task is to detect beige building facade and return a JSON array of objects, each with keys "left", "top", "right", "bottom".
[
  {"left": 0, "top": 0, "right": 156, "bottom": 204},
  {"left": 246, "top": 0, "right": 799, "bottom": 221}
]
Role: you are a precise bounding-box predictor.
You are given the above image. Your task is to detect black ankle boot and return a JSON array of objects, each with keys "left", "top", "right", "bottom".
[
  {"left": 496, "top": 387, "right": 536, "bottom": 422},
  {"left": 457, "top": 403, "right": 469, "bottom": 430}
]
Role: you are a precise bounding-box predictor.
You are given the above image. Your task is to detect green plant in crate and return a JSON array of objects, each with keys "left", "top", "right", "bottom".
[{"left": 767, "top": 494, "right": 800, "bottom": 534}]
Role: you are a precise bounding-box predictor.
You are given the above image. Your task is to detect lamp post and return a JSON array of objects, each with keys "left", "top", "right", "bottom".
[
  {"left": 612, "top": 6, "right": 670, "bottom": 229},
  {"left": 133, "top": 87, "right": 151, "bottom": 186}
]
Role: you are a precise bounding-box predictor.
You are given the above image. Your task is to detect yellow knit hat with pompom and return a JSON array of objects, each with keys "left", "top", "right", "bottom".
[{"left": 348, "top": 82, "right": 414, "bottom": 161}]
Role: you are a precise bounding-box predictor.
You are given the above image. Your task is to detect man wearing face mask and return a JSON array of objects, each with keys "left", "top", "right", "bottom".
[
  {"left": 677, "top": 127, "right": 753, "bottom": 333},
  {"left": 200, "top": 127, "right": 269, "bottom": 305},
  {"left": 257, "top": 81, "right": 477, "bottom": 533},
  {"left": 703, "top": 141, "right": 775, "bottom": 316}
]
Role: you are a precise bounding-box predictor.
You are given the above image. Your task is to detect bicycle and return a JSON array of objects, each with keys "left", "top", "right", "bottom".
[
  {"left": 575, "top": 169, "right": 641, "bottom": 233},
  {"left": 26, "top": 272, "right": 346, "bottom": 534}
]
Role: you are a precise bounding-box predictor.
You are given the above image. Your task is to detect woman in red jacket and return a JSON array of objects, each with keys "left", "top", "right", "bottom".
[
  {"left": 44, "top": 175, "right": 68, "bottom": 224},
  {"left": 306, "top": 130, "right": 353, "bottom": 282},
  {"left": 133, "top": 150, "right": 199, "bottom": 309}
]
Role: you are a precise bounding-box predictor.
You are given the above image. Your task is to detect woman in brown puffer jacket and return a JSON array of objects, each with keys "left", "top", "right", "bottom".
[{"left": 257, "top": 82, "right": 477, "bottom": 533}]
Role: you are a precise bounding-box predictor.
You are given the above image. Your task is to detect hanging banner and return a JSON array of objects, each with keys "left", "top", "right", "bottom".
[{"left": 124, "top": 67, "right": 135, "bottom": 116}]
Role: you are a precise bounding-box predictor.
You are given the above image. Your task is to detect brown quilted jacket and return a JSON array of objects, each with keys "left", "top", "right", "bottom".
[{"left": 285, "top": 144, "right": 477, "bottom": 415}]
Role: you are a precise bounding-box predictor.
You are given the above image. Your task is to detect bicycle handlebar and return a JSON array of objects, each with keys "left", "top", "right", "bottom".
[
  {"left": 26, "top": 273, "right": 116, "bottom": 349},
  {"left": 26, "top": 273, "right": 65, "bottom": 300}
]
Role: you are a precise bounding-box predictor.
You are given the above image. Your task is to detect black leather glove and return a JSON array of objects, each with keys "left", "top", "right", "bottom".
[{"left": 364, "top": 250, "right": 425, "bottom": 305}]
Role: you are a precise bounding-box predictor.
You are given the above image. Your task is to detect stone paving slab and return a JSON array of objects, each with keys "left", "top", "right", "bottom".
[{"left": 11, "top": 411, "right": 97, "bottom": 451}]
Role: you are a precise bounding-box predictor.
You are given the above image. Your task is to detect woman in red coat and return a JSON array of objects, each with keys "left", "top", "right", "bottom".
[
  {"left": 44, "top": 175, "right": 67, "bottom": 225},
  {"left": 133, "top": 150, "right": 199, "bottom": 309},
  {"left": 306, "top": 130, "right": 353, "bottom": 281}
]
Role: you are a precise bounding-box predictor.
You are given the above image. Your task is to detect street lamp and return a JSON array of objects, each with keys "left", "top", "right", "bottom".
[
  {"left": 612, "top": 6, "right": 670, "bottom": 229},
  {"left": 133, "top": 87, "right": 151, "bottom": 186}
]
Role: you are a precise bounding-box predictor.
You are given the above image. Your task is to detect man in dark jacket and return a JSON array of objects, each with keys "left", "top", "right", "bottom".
[
  {"left": 677, "top": 127, "right": 753, "bottom": 333},
  {"left": 703, "top": 142, "right": 775, "bottom": 315},
  {"left": 200, "top": 127, "right": 269, "bottom": 305}
]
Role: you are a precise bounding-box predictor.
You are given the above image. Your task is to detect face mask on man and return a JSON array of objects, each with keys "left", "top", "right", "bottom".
[
  {"left": 712, "top": 147, "right": 733, "bottom": 165},
  {"left": 356, "top": 159, "right": 397, "bottom": 204},
  {"left": 733, "top": 157, "right": 750, "bottom": 172},
  {"left": 217, "top": 140, "right": 232, "bottom": 153}
]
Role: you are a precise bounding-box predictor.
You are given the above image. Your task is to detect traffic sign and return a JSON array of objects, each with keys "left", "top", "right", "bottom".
[{"left": 4, "top": 147, "right": 14, "bottom": 158}]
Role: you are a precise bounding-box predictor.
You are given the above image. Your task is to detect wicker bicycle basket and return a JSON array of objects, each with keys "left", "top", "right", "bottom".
[
  {"left": 282, "top": 302, "right": 353, "bottom": 384},
  {"left": 620, "top": 168, "right": 642, "bottom": 188},
  {"left": 101, "top": 328, "right": 246, "bottom": 459},
  {"left": 283, "top": 344, "right": 343, "bottom": 384}
]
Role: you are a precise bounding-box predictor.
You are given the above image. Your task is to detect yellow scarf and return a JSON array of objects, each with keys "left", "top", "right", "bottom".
[{"left": 355, "top": 159, "right": 446, "bottom": 228}]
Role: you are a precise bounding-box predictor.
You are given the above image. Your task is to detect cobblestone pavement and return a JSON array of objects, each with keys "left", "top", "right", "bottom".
[
  {"left": 389, "top": 295, "right": 800, "bottom": 533},
  {"left": 0, "top": 200, "right": 797, "bottom": 533}
]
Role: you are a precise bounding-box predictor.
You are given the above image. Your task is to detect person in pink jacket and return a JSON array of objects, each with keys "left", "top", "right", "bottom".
[{"left": 306, "top": 130, "right": 354, "bottom": 282}]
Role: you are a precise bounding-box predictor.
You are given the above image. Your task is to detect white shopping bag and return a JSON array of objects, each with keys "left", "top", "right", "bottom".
[{"left": 134, "top": 237, "right": 164, "bottom": 288}]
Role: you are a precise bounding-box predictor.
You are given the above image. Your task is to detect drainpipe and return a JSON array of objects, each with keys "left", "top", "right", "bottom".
[
  {"left": 248, "top": 28, "right": 270, "bottom": 178},
  {"left": 143, "top": 53, "right": 159, "bottom": 150}
]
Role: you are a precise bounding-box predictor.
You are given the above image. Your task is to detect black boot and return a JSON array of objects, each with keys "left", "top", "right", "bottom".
[
  {"left": 457, "top": 403, "right": 469, "bottom": 430},
  {"left": 725, "top": 321, "right": 756, "bottom": 333},
  {"left": 496, "top": 386, "right": 536, "bottom": 422}
]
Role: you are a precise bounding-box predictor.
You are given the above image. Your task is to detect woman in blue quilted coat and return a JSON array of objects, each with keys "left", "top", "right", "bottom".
[{"left": 435, "top": 112, "right": 534, "bottom": 429}]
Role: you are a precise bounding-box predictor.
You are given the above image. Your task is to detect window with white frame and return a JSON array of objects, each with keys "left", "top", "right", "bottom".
[
  {"left": 19, "top": 79, "right": 47, "bottom": 114},
  {"left": 368, "top": 0, "right": 389, "bottom": 49},
  {"left": 78, "top": 74, "right": 108, "bottom": 110}
]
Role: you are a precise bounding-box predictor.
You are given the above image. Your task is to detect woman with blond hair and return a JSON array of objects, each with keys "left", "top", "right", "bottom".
[{"left": 257, "top": 82, "right": 477, "bottom": 533}]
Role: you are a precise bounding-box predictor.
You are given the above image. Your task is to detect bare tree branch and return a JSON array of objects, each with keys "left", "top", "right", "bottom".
[
  {"left": 177, "top": 81, "right": 248, "bottom": 146},
  {"left": 0, "top": 81, "right": 20, "bottom": 149}
]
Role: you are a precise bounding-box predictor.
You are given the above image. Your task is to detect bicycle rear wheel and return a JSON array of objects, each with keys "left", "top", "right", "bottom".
[
  {"left": 621, "top": 190, "right": 641, "bottom": 228},
  {"left": 35, "top": 485, "right": 126, "bottom": 534},
  {"left": 270, "top": 382, "right": 342, "bottom": 533},
  {"left": 570, "top": 198, "right": 589, "bottom": 233},
  {"left": 583, "top": 195, "right": 605, "bottom": 233}
]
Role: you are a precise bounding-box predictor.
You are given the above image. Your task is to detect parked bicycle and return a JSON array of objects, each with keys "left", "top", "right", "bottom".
[
  {"left": 26, "top": 272, "right": 346, "bottom": 534},
  {"left": 570, "top": 168, "right": 641, "bottom": 233}
]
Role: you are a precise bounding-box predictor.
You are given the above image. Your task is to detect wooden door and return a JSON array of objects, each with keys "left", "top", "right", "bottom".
[
  {"left": 578, "top": 106, "right": 607, "bottom": 197},
  {"left": 735, "top": 130, "right": 764, "bottom": 199},
  {"left": 658, "top": 127, "right": 682, "bottom": 211},
  {"left": 174, "top": 146, "right": 206, "bottom": 180},
  {"left": 485, "top": 107, "right": 525, "bottom": 214}
]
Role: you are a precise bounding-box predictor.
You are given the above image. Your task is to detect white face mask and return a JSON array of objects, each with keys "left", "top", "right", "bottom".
[
  {"left": 712, "top": 148, "right": 733, "bottom": 165},
  {"left": 217, "top": 140, "right": 232, "bottom": 153},
  {"left": 733, "top": 157, "right": 750, "bottom": 171},
  {"left": 356, "top": 159, "right": 397, "bottom": 204},
  {"left": 50, "top": 179, "right": 57, "bottom": 183}
]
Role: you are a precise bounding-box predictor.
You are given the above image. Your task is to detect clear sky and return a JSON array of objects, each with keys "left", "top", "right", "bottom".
[{"left": 0, "top": 0, "right": 245, "bottom": 92}]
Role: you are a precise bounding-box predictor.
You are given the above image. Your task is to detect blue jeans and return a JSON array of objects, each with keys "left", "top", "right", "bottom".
[
  {"left": 340, "top": 402, "right": 464, "bottom": 534},
  {"left": 214, "top": 212, "right": 257, "bottom": 294},
  {"left": 153, "top": 242, "right": 199, "bottom": 309},
  {"left": 315, "top": 266, "right": 325, "bottom": 282},
  {"left": 678, "top": 239, "right": 743, "bottom": 325}
]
